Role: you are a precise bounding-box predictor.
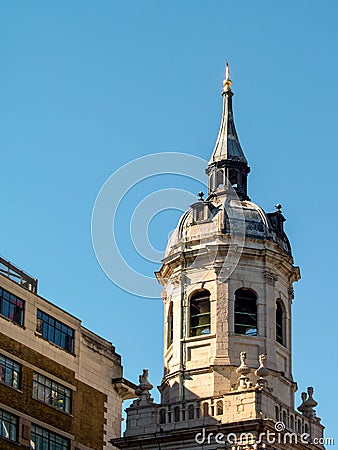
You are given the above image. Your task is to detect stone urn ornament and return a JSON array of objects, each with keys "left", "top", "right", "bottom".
[{"left": 236, "top": 352, "right": 251, "bottom": 389}]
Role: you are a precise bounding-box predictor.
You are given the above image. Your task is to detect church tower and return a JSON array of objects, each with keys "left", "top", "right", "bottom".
[{"left": 111, "top": 64, "right": 325, "bottom": 450}]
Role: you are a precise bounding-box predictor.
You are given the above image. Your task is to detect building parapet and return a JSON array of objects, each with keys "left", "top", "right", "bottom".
[
  {"left": 0, "top": 255, "right": 38, "bottom": 293},
  {"left": 123, "top": 388, "right": 324, "bottom": 444}
]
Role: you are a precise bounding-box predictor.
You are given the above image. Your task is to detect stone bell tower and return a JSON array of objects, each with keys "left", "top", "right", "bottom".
[{"left": 111, "top": 63, "right": 325, "bottom": 449}]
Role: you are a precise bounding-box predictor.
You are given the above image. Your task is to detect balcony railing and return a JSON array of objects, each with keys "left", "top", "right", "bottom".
[{"left": 0, "top": 256, "right": 38, "bottom": 293}]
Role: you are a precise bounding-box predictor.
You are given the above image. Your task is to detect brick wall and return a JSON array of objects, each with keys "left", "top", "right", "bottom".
[{"left": 0, "top": 332, "right": 106, "bottom": 450}]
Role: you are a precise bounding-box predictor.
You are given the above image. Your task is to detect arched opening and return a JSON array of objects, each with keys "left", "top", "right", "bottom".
[
  {"left": 167, "top": 302, "right": 173, "bottom": 348},
  {"left": 276, "top": 300, "right": 285, "bottom": 346},
  {"left": 167, "top": 406, "right": 172, "bottom": 423},
  {"left": 234, "top": 289, "right": 257, "bottom": 336},
  {"left": 275, "top": 406, "right": 280, "bottom": 421},
  {"left": 202, "top": 402, "right": 209, "bottom": 417},
  {"left": 181, "top": 405, "right": 186, "bottom": 421},
  {"left": 188, "top": 404, "right": 194, "bottom": 420},
  {"left": 229, "top": 169, "right": 238, "bottom": 188},
  {"left": 174, "top": 406, "right": 180, "bottom": 422},
  {"left": 283, "top": 410, "right": 287, "bottom": 427},
  {"left": 216, "top": 400, "right": 223, "bottom": 415},
  {"left": 216, "top": 169, "right": 224, "bottom": 188},
  {"left": 159, "top": 409, "right": 166, "bottom": 424},
  {"left": 290, "top": 415, "right": 294, "bottom": 430},
  {"left": 190, "top": 290, "right": 211, "bottom": 337}
]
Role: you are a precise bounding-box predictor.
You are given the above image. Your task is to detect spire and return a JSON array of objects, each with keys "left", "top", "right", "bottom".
[
  {"left": 223, "top": 60, "right": 232, "bottom": 92},
  {"left": 206, "top": 62, "right": 250, "bottom": 200},
  {"left": 209, "top": 61, "right": 247, "bottom": 165}
]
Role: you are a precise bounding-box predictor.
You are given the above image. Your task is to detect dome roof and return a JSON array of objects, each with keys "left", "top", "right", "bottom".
[
  {"left": 164, "top": 69, "right": 292, "bottom": 262},
  {"left": 164, "top": 198, "right": 291, "bottom": 259}
]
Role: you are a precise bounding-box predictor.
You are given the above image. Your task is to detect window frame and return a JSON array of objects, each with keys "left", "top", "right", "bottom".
[
  {"left": 276, "top": 300, "right": 286, "bottom": 346},
  {"left": 189, "top": 290, "right": 211, "bottom": 337},
  {"left": 0, "top": 287, "right": 25, "bottom": 326},
  {"left": 32, "top": 372, "right": 72, "bottom": 414},
  {"left": 234, "top": 288, "right": 258, "bottom": 336},
  {"left": 0, "top": 408, "right": 18, "bottom": 443},
  {"left": 0, "top": 353, "right": 21, "bottom": 390},
  {"left": 36, "top": 310, "right": 75, "bottom": 354},
  {"left": 30, "top": 424, "right": 69, "bottom": 450}
]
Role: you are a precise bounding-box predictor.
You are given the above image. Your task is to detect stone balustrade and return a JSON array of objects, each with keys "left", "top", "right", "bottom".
[{"left": 125, "top": 388, "right": 324, "bottom": 443}]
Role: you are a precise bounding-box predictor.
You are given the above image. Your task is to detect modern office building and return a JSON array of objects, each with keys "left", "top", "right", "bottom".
[{"left": 0, "top": 256, "right": 135, "bottom": 450}]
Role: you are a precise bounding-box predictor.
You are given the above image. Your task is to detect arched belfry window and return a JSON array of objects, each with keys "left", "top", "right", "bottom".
[
  {"left": 216, "top": 169, "right": 224, "bottom": 188},
  {"left": 229, "top": 169, "right": 238, "bottom": 188},
  {"left": 190, "top": 290, "right": 211, "bottom": 337},
  {"left": 234, "top": 289, "right": 257, "bottom": 336},
  {"left": 167, "top": 302, "right": 173, "bottom": 348},
  {"left": 276, "top": 300, "right": 285, "bottom": 346}
]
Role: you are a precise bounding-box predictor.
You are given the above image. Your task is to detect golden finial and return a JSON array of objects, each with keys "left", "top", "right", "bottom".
[{"left": 223, "top": 60, "right": 232, "bottom": 91}]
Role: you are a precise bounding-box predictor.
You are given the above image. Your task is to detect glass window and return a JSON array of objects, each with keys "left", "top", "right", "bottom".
[
  {"left": 234, "top": 289, "right": 257, "bottom": 336},
  {"left": 0, "top": 408, "right": 17, "bottom": 442},
  {"left": 0, "top": 354, "right": 21, "bottom": 389},
  {"left": 36, "top": 310, "right": 74, "bottom": 353},
  {"left": 0, "top": 287, "right": 25, "bottom": 326},
  {"left": 30, "top": 425, "right": 69, "bottom": 450},
  {"left": 32, "top": 373, "right": 71, "bottom": 414},
  {"left": 190, "top": 290, "right": 211, "bottom": 337}
]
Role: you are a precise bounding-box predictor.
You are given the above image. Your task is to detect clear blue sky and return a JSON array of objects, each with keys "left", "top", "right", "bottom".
[{"left": 1, "top": 0, "right": 337, "bottom": 440}]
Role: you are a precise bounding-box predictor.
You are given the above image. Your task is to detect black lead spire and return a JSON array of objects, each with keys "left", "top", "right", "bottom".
[{"left": 206, "top": 62, "right": 250, "bottom": 200}]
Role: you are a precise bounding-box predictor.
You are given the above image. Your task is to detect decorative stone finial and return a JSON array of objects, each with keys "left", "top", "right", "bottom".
[
  {"left": 304, "top": 386, "right": 318, "bottom": 420},
  {"left": 223, "top": 61, "right": 232, "bottom": 92},
  {"left": 305, "top": 387, "right": 318, "bottom": 408},
  {"left": 255, "top": 354, "right": 269, "bottom": 389},
  {"left": 236, "top": 352, "right": 251, "bottom": 389},
  {"left": 297, "top": 387, "right": 319, "bottom": 421},
  {"left": 297, "top": 392, "right": 308, "bottom": 414},
  {"left": 198, "top": 191, "right": 204, "bottom": 201},
  {"left": 133, "top": 369, "right": 154, "bottom": 406},
  {"left": 275, "top": 203, "right": 282, "bottom": 213}
]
